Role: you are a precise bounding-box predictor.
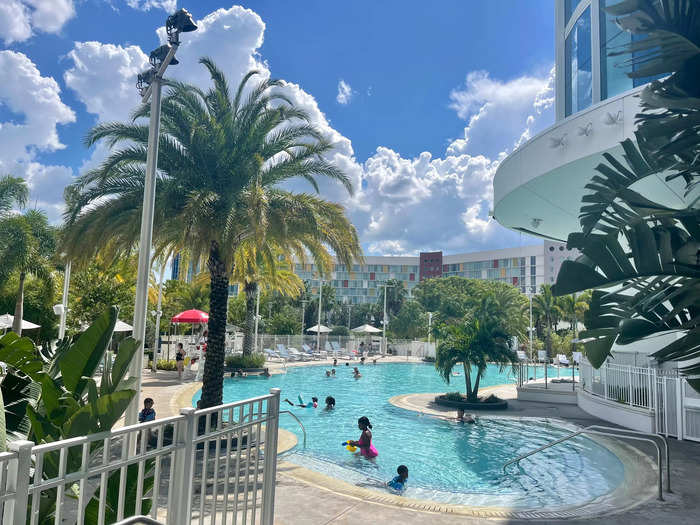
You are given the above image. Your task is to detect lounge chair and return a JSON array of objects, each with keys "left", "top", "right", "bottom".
[
  {"left": 537, "top": 350, "right": 549, "bottom": 364},
  {"left": 516, "top": 350, "right": 528, "bottom": 362},
  {"left": 300, "top": 343, "right": 319, "bottom": 360},
  {"left": 557, "top": 354, "right": 570, "bottom": 366},
  {"left": 285, "top": 345, "right": 311, "bottom": 361},
  {"left": 264, "top": 348, "right": 283, "bottom": 362},
  {"left": 572, "top": 351, "right": 582, "bottom": 365},
  {"left": 330, "top": 341, "right": 344, "bottom": 358},
  {"left": 276, "top": 344, "right": 298, "bottom": 361}
]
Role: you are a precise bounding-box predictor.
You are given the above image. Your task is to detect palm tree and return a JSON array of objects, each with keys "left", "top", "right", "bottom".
[
  {"left": 434, "top": 300, "right": 518, "bottom": 401},
  {"left": 376, "top": 278, "right": 407, "bottom": 318},
  {"left": 0, "top": 175, "right": 28, "bottom": 216},
  {"left": 64, "top": 60, "right": 362, "bottom": 408},
  {"left": 532, "top": 284, "right": 560, "bottom": 359},
  {"left": 231, "top": 242, "right": 303, "bottom": 355},
  {"left": 557, "top": 293, "right": 589, "bottom": 340},
  {"left": 0, "top": 210, "right": 55, "bottom": 335}
]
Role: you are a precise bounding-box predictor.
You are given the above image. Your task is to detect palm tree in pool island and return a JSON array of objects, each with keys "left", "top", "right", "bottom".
[
  {"left": 64, "top": 59, "right": 362, "bottom": 408},
  {"left": 435, "top": 303, "right": 519, "bottom": 402}
]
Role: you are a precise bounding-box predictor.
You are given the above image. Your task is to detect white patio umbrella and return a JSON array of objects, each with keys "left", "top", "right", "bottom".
[
  {"left": 0, "top": 313, "right": 40, "bottom": 330},
  {"left": 306, "top": 324, "right": 331, "bottom": 333},
  {"left": 351, "top": 324, "right": 382, "bottom": 333},
  {"left": 113, "top": 319, "right": 133, "bottom": 333}
]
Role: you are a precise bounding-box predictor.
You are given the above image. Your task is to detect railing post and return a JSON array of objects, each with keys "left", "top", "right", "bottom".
[
  {"left": 675, "top": 376, "right": 684, "bottom": 441},
  {"left": 603, "top": 363, "right": 608, "bottom": 400},
  {"left": 169, "top": 407, "right": 196, "bottom": 525},
  {"left": 628, "top": 366, "right": 633, "bottom": 406},
  {"left": 262, "top": 388, "right": 281, "bottom": 525},
  {"left": 3, "top": 440, "right": 33, "bottom": 525}
]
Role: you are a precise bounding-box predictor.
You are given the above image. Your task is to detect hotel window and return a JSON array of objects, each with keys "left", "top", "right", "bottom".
[
  {"left": 409, "top": 273, "right": 415, "bottom": 281},
  {"left": 530, "top": 256, "right": 537, "bottom": 266},
  {"left": 565, "top": 6, "right": 592, "bottom": 116}
]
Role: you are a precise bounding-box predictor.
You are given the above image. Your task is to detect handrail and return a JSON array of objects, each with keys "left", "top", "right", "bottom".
[
  {"left": 280, "top": 410, "right": 307, "bottom": 448},
  {"left": 502, "top": 425, "right": 668, "bottom": 501},
  {"left": 587, "top": 425, "right": 671, "bottom": 493}
]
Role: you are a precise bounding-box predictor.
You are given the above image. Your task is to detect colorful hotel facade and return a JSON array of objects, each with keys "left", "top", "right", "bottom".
[{"left": 293, "top": 241, "right": 577, "bottom": 305}]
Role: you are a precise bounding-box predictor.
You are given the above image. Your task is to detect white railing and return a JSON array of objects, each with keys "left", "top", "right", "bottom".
[
  {"left": 579, "top": 358, "right": 700, "bottom": 442},
  {"left": 0, "top": 389, "right": 281, "bottom": 525}
]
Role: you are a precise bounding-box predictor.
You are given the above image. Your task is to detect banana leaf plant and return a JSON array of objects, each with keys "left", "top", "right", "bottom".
[
  {"left": 0, "top": 306, "right": 152, "bottom": 523},
  {"left": 552, "top": 0, "right": 700, "bottom": 392}
]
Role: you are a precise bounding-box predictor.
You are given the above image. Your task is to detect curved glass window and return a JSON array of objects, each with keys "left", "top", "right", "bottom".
[
  {"left": 565, "top": 0, "right": 584, "bottom": 24},
  {"left": 565, "top": 7, "right": 592, "bottom": 116},
  {"left": 600, "top": 0, "right": 664, "bottom": 99}
]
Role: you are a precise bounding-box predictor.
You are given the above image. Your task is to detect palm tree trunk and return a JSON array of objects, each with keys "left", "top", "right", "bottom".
[
  {"left": 242, "top": 282, "right": 257, "bottom": 356},
  {"left": 463, "top": 362, "right": 472, "bottom": 400},
  {"left": 12, "top": 272, "right": 25, "bottom": 335},
  {"left": 472, "top": 371, "right": 482, "bottom": 401},
  {"left": 200, "top": 241, "right": 229, "bottom": 409}
]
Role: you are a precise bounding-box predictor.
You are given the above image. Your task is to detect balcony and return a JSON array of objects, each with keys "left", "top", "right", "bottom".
[{"left": 492, "top": 86, "right": 691, "bottom": 241}]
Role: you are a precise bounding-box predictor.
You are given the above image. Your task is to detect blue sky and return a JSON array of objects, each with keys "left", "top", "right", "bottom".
[{"left": 0, "top": 1, "right": 556, "bottom": 255}]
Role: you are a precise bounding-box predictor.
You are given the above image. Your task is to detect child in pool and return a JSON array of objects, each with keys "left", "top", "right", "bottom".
[
  {"left": 348, "top": 416, "right": 378, "bottom": 458},
  {"left": 387, "top": 465, "right": 408, "bottom": 492},
  {"left": 284, "top": 395, "right": 318, "bottom": 408},
  {"left": 325, "top": 396, "right": 335, "bottom": 410}
]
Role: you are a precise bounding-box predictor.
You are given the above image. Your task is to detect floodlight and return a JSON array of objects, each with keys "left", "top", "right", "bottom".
[
  {"left": 150, "top": 45, "right": 179, "bottom": 67},
  {"left": 136, "top": 68, "right": 156, "bottom": 93},
  {"left": 166, "top": 8, "right": 197, "bottom": 39}
]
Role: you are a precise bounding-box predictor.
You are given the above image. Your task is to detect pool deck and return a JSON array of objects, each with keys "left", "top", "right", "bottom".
[{"left": 139, "top": 360, "right": 700, "bottom": 524}]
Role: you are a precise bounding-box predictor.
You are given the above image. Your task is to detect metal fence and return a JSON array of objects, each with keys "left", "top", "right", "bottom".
[
  {"left": 1, "top": 389, "right": 281, "bottom": 525},
  {"left": 579, "top": 358, "right": 700, "bottom": 442}
]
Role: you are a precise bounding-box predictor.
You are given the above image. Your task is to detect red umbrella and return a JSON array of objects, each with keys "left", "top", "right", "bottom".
[{"left": 171, "top": 309, "right": 209, "bottom": 323}]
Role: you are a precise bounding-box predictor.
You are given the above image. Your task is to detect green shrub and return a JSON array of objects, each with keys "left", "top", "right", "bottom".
[
  {"left": 148, "top": 359, "right": 179, "bottom": 371},
  {"left": 444, "top": 391, "right": 464, "bottom": 401},
  {"left": 225, "top": 353, "right": 265, "bottom": 369}
]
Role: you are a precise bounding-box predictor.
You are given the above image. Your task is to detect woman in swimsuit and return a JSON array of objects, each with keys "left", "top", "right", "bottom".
[
  {"left": 175, "top": 343, "right": 185, "bottom": 380},
  {"left": 348, "top": 416, "right": 378, "bottom": 459}
]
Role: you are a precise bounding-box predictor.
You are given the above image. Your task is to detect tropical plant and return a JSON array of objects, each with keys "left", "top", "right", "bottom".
[
  {"left": 231, "top": 243, "right": 303, "bottom": 355},
  {"left": 557, "top": 293, "right": 589, "bottom": 339},
  {"left": 0, "top": 174, "right": 28, "bottom": 217},
  {"left": 63, "top": 60, "right": 363, "bottom": 408},
  {"left": 434, "top": 300, "right": 518, "bottom": 401},
  {"left": 552, "top": 0, "right": 700, "bottom": 390},
  {"left": 0, "top": 209, "right": 56, "bottom": 335},
  {"left": 532, "top": 284, "right": 561, "bottom": 359},
  {"left": 389, "top": 300, "right": 428, "bottom": 339},
  {"left": 0, "top": 306, "right": 146, "bottom": 521},
  {"left": 376, "top": 278, "right": 407, "bottom": 318}
]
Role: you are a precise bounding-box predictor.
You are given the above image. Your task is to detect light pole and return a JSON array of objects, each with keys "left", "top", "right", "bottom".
[
  {"left": 427, "top": 311, "right": 433, "bottom": 347},
  {"left": 125, "top": 9, "right": 197, "bottom": 427},
  {"left": 527, "top": 292, "right": 534, "bottom": 382},
  {"left": 56, "top": 258, "right": 71, "bottom": 340},
  {"left": 380, "top": 282, "right": 394, "bottom": 355},
  {"left": 300, "top": 299, "right": 308, "bottom": 344},
  {"left": 151, "top": 261, "right": 166, "bottom": 373},
  {"left": 254, "top": 285, "right": 261, "bottom": 353},
  {"left": 316, "top": 279, "right": 323, "bottom": 353}
]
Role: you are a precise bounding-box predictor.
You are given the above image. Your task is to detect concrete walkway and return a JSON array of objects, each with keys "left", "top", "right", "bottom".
[{"left": 139, "top": 366, "right": 700, "bottom": 524}]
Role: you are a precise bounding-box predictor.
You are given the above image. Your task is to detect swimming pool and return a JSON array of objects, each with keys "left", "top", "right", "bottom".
[{"left": 193, "top": 363, "right": 623, "bottom": 508}]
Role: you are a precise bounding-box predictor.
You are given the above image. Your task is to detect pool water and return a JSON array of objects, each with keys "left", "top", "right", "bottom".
[{"left": 193, "top": 363, "right": 623, "bottom": 508}]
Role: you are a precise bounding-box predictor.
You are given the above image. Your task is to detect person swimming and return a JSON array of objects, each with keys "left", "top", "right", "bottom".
[
  {"left": 325, "top": 396, "right": 336, "bottom": 410},
  {"left": 387, "top": 465, "right": 408, "bottom": 492},
  {"left": 353, "top": 367, "right": 361, "bottom": 378},
  {"left": 347, "top": 416, "right": 378, "bottom": 459},
  {"left": 284, "top": 395, "right": 318, "bottom": 408}
]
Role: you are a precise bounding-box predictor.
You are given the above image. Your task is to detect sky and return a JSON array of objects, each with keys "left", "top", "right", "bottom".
[{"left": 0, "top": 0, "right": 556, "bottom": 256}]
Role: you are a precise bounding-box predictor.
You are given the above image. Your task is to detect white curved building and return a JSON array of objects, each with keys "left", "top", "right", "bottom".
[
  {"left": 493, "top": 1, "right": 700, "bottom": 439},
  {"left": 493, "top": 0, "right": 689, "bottom": 241}
]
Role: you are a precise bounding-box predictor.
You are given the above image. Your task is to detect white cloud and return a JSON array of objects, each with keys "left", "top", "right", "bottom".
[
  {"left": 448, "top": 69, "right": 554, "bottom": 159},
  {"left": 64, "top": 42, "right": 149, "bottom": 123},
  {"left": 336, "top": 79, "right": 352, "bottom": 105},
  {"left": 0, "top": 50, "right": 75, "bottom": 221},
  {"left": 58, "top": 4, "right": 553, "bottom": 254},
  {"left": 0, "top": 0, "right": 75, "bottom": 44},
  {"left": 0, "top": 50, "right": 75, "bottom": 162},
  {"left": 126, "top": 0, "right": 176, "bottom": 12}
]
